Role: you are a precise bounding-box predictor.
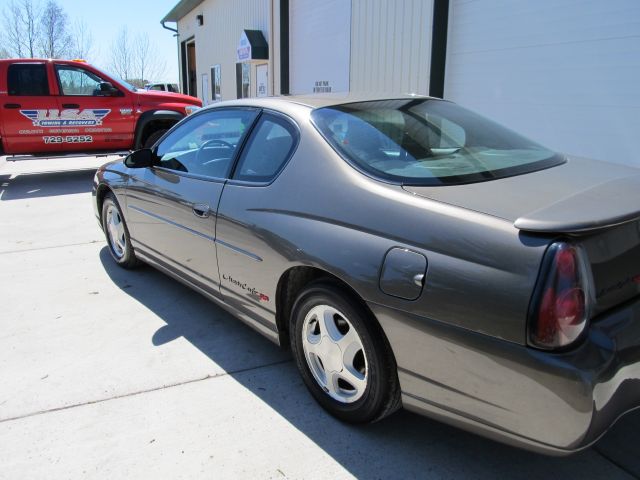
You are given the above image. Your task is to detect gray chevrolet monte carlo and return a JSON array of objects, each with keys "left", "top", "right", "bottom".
[{"left": 92, "top": 95, "right": 640, "bottom": 455}]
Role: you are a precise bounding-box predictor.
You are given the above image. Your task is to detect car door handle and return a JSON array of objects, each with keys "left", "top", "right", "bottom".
[
  {"left": 62, "top": 103, "right": 80, "bottom": 109},
  {"left": 4, "top": 103, "right": 21, "bottom": 109},
  {"left": 192, "top": 203, "right": 211, "bottom": 218}
]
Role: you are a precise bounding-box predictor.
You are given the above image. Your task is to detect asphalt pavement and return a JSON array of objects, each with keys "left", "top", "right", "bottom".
[{"left": 0, "top": 154, "right": 639, "bottom": 479}]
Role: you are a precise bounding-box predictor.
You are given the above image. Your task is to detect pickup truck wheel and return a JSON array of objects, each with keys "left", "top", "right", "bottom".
[
  {"left": 143, "top": 129, "right": 168, "bottom": 149},
  {"left": 290, "top": 282, "right": 401, "bottom": 423},
  {"left": 102, "top": 193, "right": 140, "bottom": 268}
]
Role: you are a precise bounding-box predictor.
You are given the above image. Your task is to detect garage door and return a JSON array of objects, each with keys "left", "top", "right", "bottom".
[
  {"left": 444, "top": 0, "right": 640, "bottom": 166},
  {"left": 289, "top": 0, "right": 351, "bottom": 95}
]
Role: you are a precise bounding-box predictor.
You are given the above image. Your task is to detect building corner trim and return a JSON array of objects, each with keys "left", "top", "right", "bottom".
[
  {"left": 280, "top": 0, "right": 290, "bottom": 95},
  {"left": 429, "top": 0, "right": 449, "bottom": 99}
]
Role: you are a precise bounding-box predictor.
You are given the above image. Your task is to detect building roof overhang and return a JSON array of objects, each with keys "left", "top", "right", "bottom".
[{"left": 161, "top": 0, "right": 204, "bottom": 23}]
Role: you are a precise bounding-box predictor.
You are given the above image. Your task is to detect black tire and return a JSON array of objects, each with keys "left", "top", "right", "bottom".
[
  {"left": 101, "top": 192, "right": 140, "bottom": 268},
  {"left": 143, "top": 129, "right": 168, "bottom": 149},
  {"left": 290, "top": 282, "right": 401, "bottom": 423}
]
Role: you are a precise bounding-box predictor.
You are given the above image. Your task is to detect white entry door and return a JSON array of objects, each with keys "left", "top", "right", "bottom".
[
  {"left": 256, "top": 64, "right": 268, "bottom": 97},
  {"left": 201, "top": 73, "right": 210, "bottom": 105}
]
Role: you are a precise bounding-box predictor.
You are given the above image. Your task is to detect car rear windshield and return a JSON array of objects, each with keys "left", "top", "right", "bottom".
[{"left": 311, "top": 99, "right": 564, "bottom": 186}]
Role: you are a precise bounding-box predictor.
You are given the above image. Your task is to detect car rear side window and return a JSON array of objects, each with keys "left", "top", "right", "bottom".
[
  {"left": 311, "top": 99, "right": 565, "bottom": 186},
  {"left": 155, "top": 108, "right": 259, "bottom": 178},
  {"left": 7, "top": 64, "right": 49, "bottom": 96},
  {"left": 232, "top": 114, "right": 297, "bottom": 182}
]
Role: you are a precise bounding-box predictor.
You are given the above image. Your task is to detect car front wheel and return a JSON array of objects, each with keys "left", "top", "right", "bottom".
[
  {"left": 102, "top": 192, "right": 139, "bottom": 268},
  {"left": 290, "top": 282, "right": 401, "bottom": 423}
]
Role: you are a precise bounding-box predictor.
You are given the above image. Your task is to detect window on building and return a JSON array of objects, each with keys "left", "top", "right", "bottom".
[
  {"left": 7, "top": 64, "right": 49, "bottom": 96},
  {"left": 233, "top": 114, "right": 297, "bottom": 182},
  {"left": 235, "top": 63, "right": 250, "bottom": 99},
  {"left": 211, "top": 65, "right": 221, "bottom": 102}
]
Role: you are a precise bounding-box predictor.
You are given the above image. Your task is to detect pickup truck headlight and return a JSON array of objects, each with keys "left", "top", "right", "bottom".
[{"left": 185, "top": 105, "right": 200, "bottom": 116}]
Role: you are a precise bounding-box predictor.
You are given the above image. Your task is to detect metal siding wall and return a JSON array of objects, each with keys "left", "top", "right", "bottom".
[
  {"left": 289, "top": 0, "right": 352, "bottom": 94},
  {"left": 350, "top": 0, "right": 434, "bottom": 95},
  {"left": 445, "top": 0, "right": 640, "bottom": 166},
  {"left": 178, "top": 0, "right": 270, "bottom": 101}
]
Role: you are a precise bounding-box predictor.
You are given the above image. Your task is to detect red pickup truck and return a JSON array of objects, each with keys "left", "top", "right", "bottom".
[{"left": 0, "top": 58, "right": 201, "bottom": 156}]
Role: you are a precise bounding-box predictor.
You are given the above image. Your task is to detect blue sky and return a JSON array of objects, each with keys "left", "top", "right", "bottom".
[{"left": 56, "top": 0, "right": 181, "bottom": 82}]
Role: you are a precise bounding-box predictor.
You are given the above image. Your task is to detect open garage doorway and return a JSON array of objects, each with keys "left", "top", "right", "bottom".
[{"left": 181, "top": 38, "right": 197, "bottom": 97}]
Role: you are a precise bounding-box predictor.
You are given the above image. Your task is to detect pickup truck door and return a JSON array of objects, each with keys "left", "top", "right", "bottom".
[
  {"left": 0, "top": 61, "right": 59, "bottom": 154},
  {"left": 52, "top": 63, "right": 134, "bottom": 151}
]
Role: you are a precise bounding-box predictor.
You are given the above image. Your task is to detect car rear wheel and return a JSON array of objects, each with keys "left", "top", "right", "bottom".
[
  {"left": 290, "top": 282, "right": 401, "bottom": 423},
  {"left": 102, "top": 192, "right": 139, "bottom": 268}
]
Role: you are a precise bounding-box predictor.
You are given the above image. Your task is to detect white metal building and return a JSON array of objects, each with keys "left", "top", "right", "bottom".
[{"left": 161, "top": 0, "right": 640, "bottom": 166}]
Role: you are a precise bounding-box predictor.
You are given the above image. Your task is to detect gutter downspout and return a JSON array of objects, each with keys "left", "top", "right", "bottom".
[
  {"left": 161, "top": 21, "right": 181, "bottom": 92},
  {"left": 161, "top": 21, "right": 178, "bottom": 34}
]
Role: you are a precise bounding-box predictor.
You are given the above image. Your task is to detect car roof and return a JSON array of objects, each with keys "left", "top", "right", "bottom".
[{"left": 213, "top": 93, "right": 436, "bottom": 111}]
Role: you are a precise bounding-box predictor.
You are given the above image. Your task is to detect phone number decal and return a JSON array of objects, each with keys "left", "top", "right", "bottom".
[{"left": 43, "top": 135, "right": 93, "bottom": 144}]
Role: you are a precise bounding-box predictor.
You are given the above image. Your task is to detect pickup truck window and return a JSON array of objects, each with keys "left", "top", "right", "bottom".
[
  {"left": 7, "top": 64, "right": 49, "bottom": 96},
  {"left": 56, "top": 66, "right": 104, "bottom": 96}
]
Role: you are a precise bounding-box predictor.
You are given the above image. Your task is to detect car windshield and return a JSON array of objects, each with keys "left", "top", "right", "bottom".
[{"left": 311, "top": 99, "right": 565, "bottom": 186}]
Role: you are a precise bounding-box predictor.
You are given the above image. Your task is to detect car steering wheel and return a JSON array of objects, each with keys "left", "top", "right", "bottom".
[{"left": 195, "top": 139, "right": 234, "bottom": 165}]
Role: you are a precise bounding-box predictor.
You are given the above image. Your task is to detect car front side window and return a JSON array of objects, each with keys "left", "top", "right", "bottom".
[{"left": 155, "top": 108, "right": 259, "bottom": 178}]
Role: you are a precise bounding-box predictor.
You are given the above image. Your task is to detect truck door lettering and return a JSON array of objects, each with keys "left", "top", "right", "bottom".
[{"left": 20, "top": 109, "right": 111, "bottom": 127}]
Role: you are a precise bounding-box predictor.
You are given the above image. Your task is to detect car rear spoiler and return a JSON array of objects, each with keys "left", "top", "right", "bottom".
[{"left": 514, "top": 173, "right": 640, "bottom": 233}]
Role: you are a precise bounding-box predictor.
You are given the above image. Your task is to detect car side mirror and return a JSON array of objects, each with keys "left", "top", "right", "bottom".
[
  {"left": 97, "top": 81, "right": 120, "bottom": 97},
  {"left": 124, "top": 149, "right": 156, "bottom": 168}
]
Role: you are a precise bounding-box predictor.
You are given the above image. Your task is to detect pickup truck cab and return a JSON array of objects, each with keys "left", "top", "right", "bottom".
[
  {"left": 145, "top": 82, "right": 180, "bottom": 93},
  {"left": 0, "top": 58, "right": 201, "bottom": 155}
]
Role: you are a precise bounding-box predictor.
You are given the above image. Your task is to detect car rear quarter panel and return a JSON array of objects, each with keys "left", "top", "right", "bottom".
[
  {"left": 217, "top": 109, "right": 551, "bottom": 345},
  {"left": 220, "top": 113, "right": 602, "bottom": 451}
]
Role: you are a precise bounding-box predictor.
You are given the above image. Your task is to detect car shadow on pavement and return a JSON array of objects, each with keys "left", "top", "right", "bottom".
[
  {"left": 0, "top": 169, "right": 95, "bottom": 201},
  {"left": 99, "top": 247, "right": 640, "bottom": 479}
]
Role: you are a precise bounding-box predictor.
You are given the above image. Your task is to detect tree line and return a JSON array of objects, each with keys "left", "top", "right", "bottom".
[{"left": 0, "top": 0, "right": 168, "bottom": 87}]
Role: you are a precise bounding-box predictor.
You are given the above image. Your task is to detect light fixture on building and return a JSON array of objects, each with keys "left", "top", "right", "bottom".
[{"left": 197, "top": 14, "right": 204, "bottom": 26}]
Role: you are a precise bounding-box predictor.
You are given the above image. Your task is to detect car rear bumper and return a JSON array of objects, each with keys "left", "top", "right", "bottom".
[{"left": 369, "top": 296, "right": 640, "bottom": 455}]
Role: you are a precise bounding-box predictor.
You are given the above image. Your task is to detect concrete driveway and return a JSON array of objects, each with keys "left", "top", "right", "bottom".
[{"left": 0, "top": 155, "right": 639, "bottom": 479}]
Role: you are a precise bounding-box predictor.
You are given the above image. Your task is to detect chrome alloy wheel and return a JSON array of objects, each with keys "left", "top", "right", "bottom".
[
  {"left": 106, "top": 204, "right": 126, "bottom": 259},
  {"left": 301, "top": 304, "right": 368, "bottom": 403}
]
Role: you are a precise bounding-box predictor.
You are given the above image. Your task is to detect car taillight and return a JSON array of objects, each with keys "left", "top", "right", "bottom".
[{"left": 528, "top": 242, "right": 593, "bottom": 349}]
